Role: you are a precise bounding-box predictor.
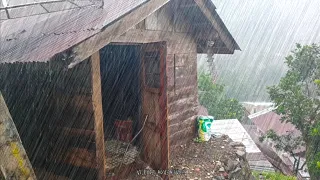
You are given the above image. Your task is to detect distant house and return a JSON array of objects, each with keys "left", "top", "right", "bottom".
[
  {"left": 242, "top": 102, "right": 274, "bottom": 115},
  {"left": 0, "top": 0, "right": 239, "bottom": 179},
  {"left": 246, "top": 108, "right": 310, "bottom": 179},
  {"left": 249, "top": 108, "right": 304, "bottom": 153}
]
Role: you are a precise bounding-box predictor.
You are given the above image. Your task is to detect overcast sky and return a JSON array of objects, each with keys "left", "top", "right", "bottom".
[{"left": 200, "top": 0, "right": 320, "bottom": 102}]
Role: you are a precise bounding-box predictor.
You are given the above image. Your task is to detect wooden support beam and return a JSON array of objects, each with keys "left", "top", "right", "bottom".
[
  {"left": 113, "top": 29, "right": 193, "bottom": 45},
  {"left": 0, "top": 92, "right": 37, "bottom": 180},
  {"left": 193, "top": 0, "right": 237, "bottom": 52},
  {"left": 69, "top": 0, "right": 170, "bottom": 68},
  {"left": 90, "top": 52, "right": 106, "bottom": 180}
]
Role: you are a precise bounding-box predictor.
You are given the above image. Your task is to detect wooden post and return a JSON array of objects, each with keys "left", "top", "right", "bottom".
[
  {"left": 91, "top": 52, "right": 107, "bottom": 180},
  {"left": 0, "top": 92, "right": 37, "bottom": 180}
]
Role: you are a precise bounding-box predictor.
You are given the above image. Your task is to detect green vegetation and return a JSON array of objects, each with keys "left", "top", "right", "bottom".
[
  {"left": 260, "top": 130, "right": 305, "bottom": 174},
  {"left": 198, "top": 72, "right": 245, "bottom": 120},
  {"left": 252, "top": 171, "right": 297, "bottom": 180},
  {"left": 265, "top": 44, "right": 320, "bottom": 179}
]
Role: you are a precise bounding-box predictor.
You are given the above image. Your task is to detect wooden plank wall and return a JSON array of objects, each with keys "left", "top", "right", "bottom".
[
  {"left": 143, "top": 1, "right": 199, "bottom": 153},
  {"left": 114, "top": 0, "right": 199, "bottom": 155},
  {"left": 0, "top": 92, "right": 37, "bottom": 180},
  {"left": 0, "top": 59, "right": 97, "bottom": 178}
]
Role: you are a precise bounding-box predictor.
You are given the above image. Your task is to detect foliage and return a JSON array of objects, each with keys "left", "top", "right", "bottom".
[
  {"left": 266, "top": 43, "right": 320, "bottom": 179},
  {"left": 259, "top": 130, "right": 304, "bottom": 153},
  {"left": 308, "top": 122, "right": 320, "bottom": 177},
  {"left": 252, "top": 171, "right": 297, "bottom": 180},
  {"left": 308, "top": 152, "right": 320, "bottom": 178},
  {"left": 198, "top": 72, "right": 245, "bottom": 120},
  {"left": 259, "top": 130, "right": 306, "bottom": 174}
]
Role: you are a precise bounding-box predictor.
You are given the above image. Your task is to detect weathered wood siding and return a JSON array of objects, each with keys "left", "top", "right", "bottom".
[
  {"left": 0, "top": 59, "right": 97, "bottom": 178},
  {"left": 113, "top": 1, "right": 199, "bottom": 154},
  {"left": 0, "top": 92, "right": 37, "bottom": 180},
  {"left": 142, "top": 2, "right": 199, "bottom": 153}
]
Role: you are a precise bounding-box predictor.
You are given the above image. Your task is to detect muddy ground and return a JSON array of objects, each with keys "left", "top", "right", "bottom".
[{"left": 126, "top": 135, "right": 254, "bottom": 180}]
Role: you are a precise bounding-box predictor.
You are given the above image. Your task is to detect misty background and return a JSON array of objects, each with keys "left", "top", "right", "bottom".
[{"left": 198, "top": 0, "right": 320, "bottom": 102}]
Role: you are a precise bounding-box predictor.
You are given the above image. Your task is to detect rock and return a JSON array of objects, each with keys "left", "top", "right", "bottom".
[
  {"left": 219, "top": 167, "right": 225, "bottom": 172},
  {"left": 195, "top": 168, "right": 200, "bottom": 172},
  {"left": 173, "top": 165, "right": 183, "bottom": 169},
  {"left": 221, "top": 146, "right": 225, "bottom": 149},
  {"left": 231, "top": 167, "right": 241, "bottom": 173},
  {"left": 212, "top": 175, "right": 224, "bottom": 180},
  {"left": 222, "top": 172, "right": 228, "bottom": 179},
  {"left": 216, "top": 161, "right": 222, "bottom": 166},
  {"left": 222, "top": 135, "right": 228, "bottom": 139},
  {"left": 236, "top": 150, "right": 246, "bottom": 158},
  {"left": 229, "top": 167, "right": 242, "bottom": 179},
  {"left": 229, "top": 141, "right": 245, "bottom": 147},
  {"left": 226, "top": 159, "right": 239, "bottom": 172},
  {"left": 235, "top": 146, "right": 246, "bottom": 151}
]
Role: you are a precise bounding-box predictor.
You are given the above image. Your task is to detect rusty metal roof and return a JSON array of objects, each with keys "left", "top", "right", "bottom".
[
  {"left": 250, "top": 110, "right": 300, "bottom": 136},
  {"left": 0, "top": 0, "right": 148, "bottom": 63},
  {"left": 0, "top": 0, "right": 101, "bottom": 19},
  {"left": 0, "top": 0, "right": 239, "bottom": 64}
]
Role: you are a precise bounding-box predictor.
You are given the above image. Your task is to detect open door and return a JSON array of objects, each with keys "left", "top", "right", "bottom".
[{"left": 141, "top": 42, "right": 169, "bottom": 174}]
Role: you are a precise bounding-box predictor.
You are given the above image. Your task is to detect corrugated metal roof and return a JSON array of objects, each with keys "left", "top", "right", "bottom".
[
  {"left": 248, "top": 107, "right": 276, "bottom": 119},
  {"left": 1, "top": 7, "right": 103, "bottom": 63},
  {"left": 0, "top": 0, "right": 148, "bottom": 63},
  {"left": 0, "top": 0, "right": 239, "bottom": 64},
  {"left": 211, "top": 119, "right": 261, "bottom": 153},
  {"left": 0, "top": 1, "right": 99, "bottom": 19},
  {"left": 250, "top": 110, "right": 300, "bottom": 136}
]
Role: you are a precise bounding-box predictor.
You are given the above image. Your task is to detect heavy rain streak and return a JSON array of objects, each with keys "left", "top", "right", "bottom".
[{"left": 0, "top": 0, "right": 319, "bottom": 180}]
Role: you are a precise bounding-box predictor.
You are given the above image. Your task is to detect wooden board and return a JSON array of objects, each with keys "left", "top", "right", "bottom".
[
  {"left": 70, "top": 0, "right": 170, "bottom": 68},
  {"left": 0, "top": 92, "right": 37, "bottom": 180},
  {"left": 141, "top": 42, "right": 169, "bottom": 179},
  {"left": 193, "top": 0, "right": 235, "bottom": 52},
  {"left": 90, "top": 52, "right": 107, "bottom": 180}
]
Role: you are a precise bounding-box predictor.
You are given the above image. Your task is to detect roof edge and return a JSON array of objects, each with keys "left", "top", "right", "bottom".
[{"left": 196, "top": 0, "right": 240, "bottom": 51}]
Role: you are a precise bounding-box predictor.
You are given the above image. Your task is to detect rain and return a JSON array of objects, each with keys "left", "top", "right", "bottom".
[{"left": 0, "top": 0, "right": 319, "bottom": 180}]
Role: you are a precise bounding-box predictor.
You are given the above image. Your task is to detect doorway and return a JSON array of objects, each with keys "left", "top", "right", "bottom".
[{"left": 99, "top": 42, "right": 168, "bottom": 176}]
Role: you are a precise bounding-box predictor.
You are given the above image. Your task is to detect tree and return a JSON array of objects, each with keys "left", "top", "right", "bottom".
[
  {"left": 198, "top": 72, "right": 245, "bottom": 120},
  {"left": 259, "top": 130, "right": 306, "bottom": 175},
  {"left": 265, "top": 43, "right": 320, "bottom": 179}
]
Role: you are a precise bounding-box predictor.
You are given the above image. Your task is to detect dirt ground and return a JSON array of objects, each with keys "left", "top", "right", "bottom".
[
  {"left": 169, "top": 135, "right": 240, "bottom": 180},
  {"left": 33, "top": 135, "right": 251, "bottom": 180},
  {"left": 126, "top": 135, "right": 252, "bottom": 180}
]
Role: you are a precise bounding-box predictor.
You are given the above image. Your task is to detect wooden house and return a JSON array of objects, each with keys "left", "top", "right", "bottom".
[{"left": 0, "top": 0, "right": 240, "bottom": 179}]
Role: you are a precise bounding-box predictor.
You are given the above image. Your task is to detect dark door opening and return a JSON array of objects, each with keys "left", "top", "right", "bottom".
[
  {"left": 99, "top": 42, "right": 169, "bottom": 178},
  {"left": 99, "top": 45, "right": 142, "bottom": 143}
]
